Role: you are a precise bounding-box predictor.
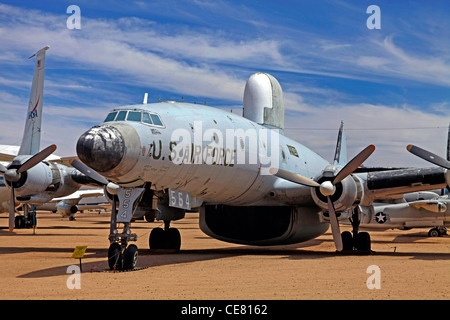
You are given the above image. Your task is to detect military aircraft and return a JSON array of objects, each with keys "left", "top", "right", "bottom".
[
  {"left": 72, "top": 72, "right": 450, "bottom": 270},
  {"left": 339, "top": 127, "right": 450, "bottom": 237},
  {"left": 36, "top": 187, "right": 108, "bottom": 219},
  {"left": 0, "top": 46, "right": 102, "bottom": 229}
]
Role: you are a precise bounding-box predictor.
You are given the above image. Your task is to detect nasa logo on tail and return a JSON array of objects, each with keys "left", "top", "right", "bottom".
[{"left": 28, "top": 96, "right": 40, "bottom": 120}]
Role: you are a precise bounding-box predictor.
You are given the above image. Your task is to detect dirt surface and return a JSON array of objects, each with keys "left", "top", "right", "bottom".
[{"left": 0, "top": 211, "right": 448, "bottom": 300}]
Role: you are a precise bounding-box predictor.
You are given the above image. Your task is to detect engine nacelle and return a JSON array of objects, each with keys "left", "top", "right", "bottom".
[
  {"left": 7, "top": 157, "right": 81, "bottom": 203},
  {"left": 311, "top": 174, "right": 362, "bottom": 213},
  {"left": 199, "top": 205, "right": 328, "bottom": 246},
  {"left": 56, "top": 200, "right": 78, "bottom": 217},
  {"left": 8, "top": 160, "right": 52, "bottom": 196}
]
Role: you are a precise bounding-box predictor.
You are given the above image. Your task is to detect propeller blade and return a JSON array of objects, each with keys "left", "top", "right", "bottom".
[
  {"left": 327, "top": 197, "right": 343, "bottom": 252},
  {"left": 18, "top": 144, "right": 57, "bottom": 173},
  {"left": 0, "top": 163, "right": 7, "bottom": 173},
  {"left": 9, "top": 187, "right": 15, "bottom": 231},
  {"left": 70, "top": 159, "right": 109, "bottom": 186},
  {"left": 407, "top": 145, "right": 450, "bottom": 170},
  {"left": 109, "top": 195, "right": 118, "bottom": 237},
  {"left": 270, "top": 168, "right": 320, "bottom": 188},
  {"left": 333, "top": 145, "right": 375, "bottom": 184}
]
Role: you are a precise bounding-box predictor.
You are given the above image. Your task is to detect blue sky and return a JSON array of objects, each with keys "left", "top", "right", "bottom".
[{"left": 0, "top": 0, "right": 449, "bottom": 166}]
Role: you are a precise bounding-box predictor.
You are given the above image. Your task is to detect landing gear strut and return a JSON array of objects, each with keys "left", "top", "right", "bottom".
[
  {"left": 341, "top": 207, "right": 372, "bottom": 253},
  {"left": 14, "top": 205, "right": 36, "bottom": 229},
  {"left": 107, "top": 188, "right": 144, "bottom": 271},
  {"left": 108, "top": 221, "right": 139, "bottom": 270},
  {"left": 149, "top": 220, "right": 181, "bottom": 252}
]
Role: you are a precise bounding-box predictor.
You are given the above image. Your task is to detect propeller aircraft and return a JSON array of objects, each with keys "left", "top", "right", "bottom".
[
  {"left": 72, "top": 72, "right": 450, "bottom": 270},
  {"left": 339, "top": 128, "right": 450, "bottom": 237},
  {"left": 0, "top": 46, "right": 102, "bottom": 229}
]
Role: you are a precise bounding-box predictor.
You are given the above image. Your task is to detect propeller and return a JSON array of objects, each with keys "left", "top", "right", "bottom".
[
  {"left": 70, "top": 159, "right": 120, "bottom": 235},
  {"left": 271, "top": 145, "right": 375, "bottom": 251},
  {"left": 406, "top": 145, "right": 450, "bottom": 170},
  {"left": 0, "top": 144, "right": 57, "bottom": 231},
  {"left": 70, "top": 158, "right": 110, "bottom": 186},
  {"left": 407, "top": 144, "right": 450, "bottom": 195},
  {"left": 70, "top": 159, "right": 119, "bottom": 194}
]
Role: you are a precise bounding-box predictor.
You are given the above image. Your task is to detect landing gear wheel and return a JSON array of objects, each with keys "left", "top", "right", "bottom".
[
  {"left": 341, "top": 231, "right": 353, "bottom": 251},
  {"left": 123, "top": 244, "right": 138, "bottom": 270},
  {"left": 149, "top": 227, "right": 165, "bottom": 250},
  {"left": 15, "top": 216, "right": 25, "bottom": 229},
  {"left": 167, "top": 228, "right": 181, "bottom": 252},
  {"left": 428, "top": 228, "right": 440, "bottom": 237},
  {"left": 355, "top": 232, "right": 371, "bottom": 252},
  {"left": 108, "top": 242, "right": 123, "bottom": 270},
  {"left": 149, "top": 226, "right": 181, "bottom": 251}
]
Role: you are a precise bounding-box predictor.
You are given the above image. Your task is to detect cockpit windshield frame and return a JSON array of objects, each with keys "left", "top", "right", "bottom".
[{"left": 103, "top": 109, "right": 165, "bottom": 128}]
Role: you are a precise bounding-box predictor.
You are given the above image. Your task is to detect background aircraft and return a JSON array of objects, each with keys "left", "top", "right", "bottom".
[
  {"left": 0, "top": 46, "right": 102, "bottom": 229},
  {"left": 338, "top": 125, "right": 450, "bottom": 237},
  {"left": 36, "top": 187, "right": 108, "bottom": 220},
  {"left": 73, "top": 72, "right": 449, "bottom": 270}
]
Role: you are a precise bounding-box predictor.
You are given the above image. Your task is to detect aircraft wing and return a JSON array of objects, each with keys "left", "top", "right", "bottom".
[
  {"left": 0, "top": 145, "right": 19, "bottom": 162},
  {"left": 360, "top": 167, "right": 448, "bottom": 201},
  {"left": 0, "top": 145, "right": 69, "bottom": 163},
  {"left": 50, "top": 188, "right": 105, "bottom": 203},
  {"left": 0, "top": 152, "right": 15, "bottom": 162},
  {"left": 408, "top": 198, "right": 448, "bottom": 213},
  {"left": 52, "top": 156, "right": 79, "bottom": 167}
]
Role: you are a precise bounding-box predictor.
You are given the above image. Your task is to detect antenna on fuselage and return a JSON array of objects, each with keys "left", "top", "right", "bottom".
[{"left": 143, "top": 93, "right": 148, "bottom": 105}]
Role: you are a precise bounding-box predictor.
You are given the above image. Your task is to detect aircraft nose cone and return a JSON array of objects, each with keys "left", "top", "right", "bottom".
[{"left": 76, "top": 125, "right": 125, "bottom": 173}]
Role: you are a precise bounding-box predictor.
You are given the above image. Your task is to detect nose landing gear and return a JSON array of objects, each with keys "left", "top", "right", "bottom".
[{"left": 107, "top": 187, "right": 144, "bottom": 271}]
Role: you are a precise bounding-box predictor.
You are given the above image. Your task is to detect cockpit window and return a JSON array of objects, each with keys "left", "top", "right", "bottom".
[
  {"left": 142, "top": 112, "right": 153, "bottom": 125},
  {"left": 104, "top": 112, "right": 117, "bottom": 122},
  {"left": 103, "top": 108, "right": 164, "bottom": 128},
  {"left": 127, "top": 111, "right": 141, "bottom": 122},
  {"left": 116, "top": 110, "right": 127, "bottom": 121},
  {"left": 150, "top": 114, "right": 163, "bottom": 126}
]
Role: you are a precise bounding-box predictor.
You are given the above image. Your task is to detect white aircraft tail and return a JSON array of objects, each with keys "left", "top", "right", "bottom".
[
  {"left": 446, "top": 123, "right": 449, "bottom": 162},
  {"left": 18, "top": 46, "right": 50, "bottom": 156},
  {"left": 333, "top": 121, "right": 347, "bottom": 167}
]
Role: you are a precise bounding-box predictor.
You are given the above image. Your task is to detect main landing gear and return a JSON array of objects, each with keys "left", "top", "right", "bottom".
[
  {"left": 14, "top": 205, "right": 37, "bottom": 230},
  {"left": 149, "top": 220, "right": 181, "bottom": 252},
  {"left": 341, "top": 207, "right": 372, "bottom": 253}
]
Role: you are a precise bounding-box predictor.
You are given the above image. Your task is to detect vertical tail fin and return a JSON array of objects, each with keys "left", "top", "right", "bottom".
[
  {"left": 18, "top": 46, "right": 50, "bottom": 156},
  {"left": 333, "top": 120, "right": 347, "bottom": 166},
  {"left": 446, "top": 123, "right": 449, "bottom": 162}
]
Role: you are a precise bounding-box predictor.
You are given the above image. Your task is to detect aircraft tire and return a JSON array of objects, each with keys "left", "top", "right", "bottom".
[
  {"left": 167, "top": 228, "right": 181, "bottom": 252},
  {"left": 108, "top": 242, "right": 123, "bottom": 270},
  {"left": 123, "top": 244, "right": 138, "bottom": 270},
  {"left": 149, "top": 227, "right": 165, "bottom": 250},
  {"left": 428, "top": 228, "right": 440, "bottom": 237},
  {"left": 341, "top": 231, "right": 353, "bottom": 251},
  {"left": 15, "top": 216, "right": 25, "bottom": 229},
  {"left": 149, "top": 227, "right": 181, "bottom": 251},
  {"left": 355, "top": 232, "right": 371, "bottom": 252}
]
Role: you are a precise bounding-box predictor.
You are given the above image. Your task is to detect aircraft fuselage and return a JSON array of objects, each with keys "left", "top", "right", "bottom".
[{"left": 77, "top": 102, "right": 330, "bottom": 206}]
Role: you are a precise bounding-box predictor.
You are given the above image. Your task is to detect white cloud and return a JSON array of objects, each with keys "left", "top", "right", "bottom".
[
  {"left": 0, "top": 3, "right": 449, "bottom": 168},
  {"left": 284, "top": 103, "right": 450, "bottom": 167}
]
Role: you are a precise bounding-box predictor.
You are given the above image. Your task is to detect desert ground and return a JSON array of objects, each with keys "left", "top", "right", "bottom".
[{"left": 0, "top": 210, "right": 448, "bottom": 301}]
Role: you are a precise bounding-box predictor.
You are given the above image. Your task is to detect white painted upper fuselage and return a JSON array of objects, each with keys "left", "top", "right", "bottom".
[{"left": 88, "top": 102, "right": 330, "bottom": 206}]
